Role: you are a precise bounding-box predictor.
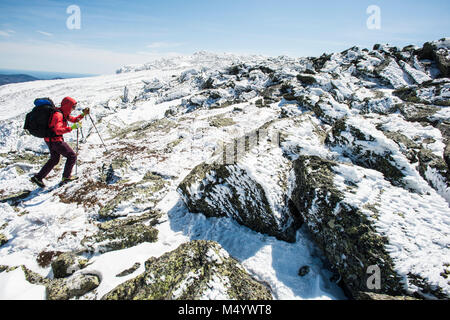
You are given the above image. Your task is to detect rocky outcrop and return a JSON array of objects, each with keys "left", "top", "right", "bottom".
[
  {"left": 289, "top": 156, "right": 405, "bottom": 298},
  {"left": 81, "top": 211, "right": 161, "bottom": 253},
  {"left": 0, "top": 233, "right": 8, "bottom": 247},
  {"left": 51, "top": 252, "right": 89, "bottom": 279},
  {"left": 177, "top": 118, "right": 305, "bottom": 242},
  {"left": 418, "top": 39, "right": 450, "bottom": 78},
  {"left": 289, "top": 155, "right": 450, "bottom": 299},
  {"left": 103, "top": 240, "right": 272, "bottom": 300},
  {"left": 0, "top": 265, "right": 100, "bottom": 300}
]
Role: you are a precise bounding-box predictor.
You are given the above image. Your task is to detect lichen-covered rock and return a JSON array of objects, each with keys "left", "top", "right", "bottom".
[
  {"left": 46, "top": 273, "right": 100, "bottom": 300},
  {"left": 177, "top": 119, "right": 301, "bottom": 242},
  {"left": 354, "top": 292, "right": 418, "bottom": 300},
  {"left": 393, "top": 80, "right": 450, "bottom": 107},
  {"left": 290, "top": 155, "right": 450, "bottom": 299},
  {"left": 81, "top": 211, "right": 161, "bottom": 253},
  {"left": 0, "top": 233, "right": 8, "bottom": 247},
  {"left": 326, "top": 118, "right": 407, "bottom": 187},
  {"left": 178, "top": 162, "right": 296, "bottom": 242},
  {"left": 2, "top": 265, "right": 99, "bottom": 300},
  {"left": 51, "top": 252, "right": 89, "bottom": 279},
  {"left": 102, "top": 240, "right": 272, "bottom": 300}
]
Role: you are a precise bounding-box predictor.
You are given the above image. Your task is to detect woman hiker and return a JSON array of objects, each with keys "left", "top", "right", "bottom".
[{"left": 30, "top": 96, "right": 90, "bottom": 188}]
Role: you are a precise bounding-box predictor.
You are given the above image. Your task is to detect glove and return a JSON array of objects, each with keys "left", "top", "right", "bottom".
[
  {"left": 71, "top": 122, "right": 82, "bottom": 130},
  {"left": 82, "top": 108, "right": 90, "bottom": 116}
]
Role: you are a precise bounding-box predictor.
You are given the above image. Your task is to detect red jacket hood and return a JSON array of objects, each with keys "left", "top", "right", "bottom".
[{"left": 60, "top": 97, "right": 77, "bottom": 117}]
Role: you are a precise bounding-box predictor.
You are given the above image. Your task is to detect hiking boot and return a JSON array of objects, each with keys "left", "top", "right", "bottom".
[
  {"left": 30, "top": 176, "right": 45, "bottom": 188},
  {"left": 60, "top": 176, "right": 79, "bottom": 185}
]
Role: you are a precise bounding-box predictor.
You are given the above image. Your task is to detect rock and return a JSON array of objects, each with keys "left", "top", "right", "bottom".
[
  {"left": 289, "top": 155, "right": 450, "bottom": 299},
  {"left": 116, "top": 263, "right": 141, "bottom": 277},
  {"left": 374, "top": 58, "right": 411, "bottom": 89},
  {"left": 289, "top": 156, "right": 406, "bottom": 297},
  {"left": 46, "top": 273, "right": 100, "bottom": 300},
  {"left": 297, "top": 74, "right": 317, "bottom": 85},
  {"left": 0, "top": 190, "right": 32, "bottom": 206},
  {"left": 81, "top": 211, "right": 161, "bottom": 253},
  {"left": 0, "top": 233, "right": 8, "bottom": 247},
  {"left": 396, "top": 103, "right": 439, "bottom": 123},
  {"left": 418, "top": 40, "right": 450, "bottom": 78},
  {"left": 326, "top": 118, "right": 406, "bottom": 187},
  {"left": 298, "top": 266, "right": 310, "bottom": 277},
  {"left": 51, "top": 252, "right": 88, "bottom": 279},
  {"left": 102, "top": 240, "right": 272, "bottom": 300},
  {"left": 177, "top": 117, "right": 302, "bottom": 242},
  {"left": 354, "top": 291, "right": 418, "bottom": 300},
  {"left": 3, "top": 265, "right": 99, "bottom": 300},
  {"left": 178, "top": 162, "right": 296, "bottom": 242},
  {"left": 393, "top": 80, "right": 450, "bottom": 107}
]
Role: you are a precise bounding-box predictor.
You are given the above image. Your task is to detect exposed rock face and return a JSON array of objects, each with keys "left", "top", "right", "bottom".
[
  {"left": 418, "top": 39, "right": 450, "bottom": 78},
  {"left": 178, "top": 162, "right": 297, "bottom": 242},
  {"left": 103, "top": 240, "right": 272, "bottom": 300},
  {"left": 289, "top": 155, "right": 450, "bottom": 299},
  {"left": 0, "top": 233, "right": 8, "bottom": 247},
  {"left": 51, "top": 252, "right": 88, "bottom": 279},
  {"left": 46, "top": 273, "right": 100, "bottom": 300},
  {"left": 289, "top": 156, "right": 404, "bottom": 297},
  {"left": 81, "top": 211, "right": 161, "bottom": 253}
]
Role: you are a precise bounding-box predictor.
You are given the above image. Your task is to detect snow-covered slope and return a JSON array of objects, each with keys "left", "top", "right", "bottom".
[{"left": 0, "top": 40, "right": 449, "bottom": 300}]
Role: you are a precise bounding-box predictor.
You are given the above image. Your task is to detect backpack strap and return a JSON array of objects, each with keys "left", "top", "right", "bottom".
[{"left": 47, "top": 109, "right": 63, "bottom": 141}]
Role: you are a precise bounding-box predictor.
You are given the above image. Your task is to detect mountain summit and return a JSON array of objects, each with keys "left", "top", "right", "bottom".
[{"left": 0, "top": 39, "right": 449, "bottom": 300}]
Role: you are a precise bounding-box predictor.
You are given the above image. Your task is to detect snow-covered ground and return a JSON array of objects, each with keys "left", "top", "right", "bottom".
[
  {"left": 0, "top": 42, "right": 449, "bottom": 299},
  {"left": 0, "top": 53, "right": 346, "bottom": 300}
]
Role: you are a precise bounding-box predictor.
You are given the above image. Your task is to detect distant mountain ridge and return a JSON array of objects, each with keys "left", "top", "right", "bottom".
[{"left": 0, "top": 74, "right": 40, "bottom": 86}]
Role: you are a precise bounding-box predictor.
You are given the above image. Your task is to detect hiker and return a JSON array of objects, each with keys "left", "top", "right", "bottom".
[{"left": 30, "top": 97, "right": 90, "bottom": 188}]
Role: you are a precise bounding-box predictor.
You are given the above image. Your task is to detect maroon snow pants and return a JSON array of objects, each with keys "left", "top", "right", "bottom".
[{"left": 36, "top": 141, "right": 77, "bottom": 180}]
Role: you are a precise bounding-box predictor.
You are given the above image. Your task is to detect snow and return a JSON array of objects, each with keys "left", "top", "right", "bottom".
[
  {"left": 334, "top": 163, "right": 450, "bottom": 296},
  {"left": 0, "top": 45, "right": 449, "bottom": 300},
  {"left": 0, "top": 267, "right": 46, "bottom": 300}
]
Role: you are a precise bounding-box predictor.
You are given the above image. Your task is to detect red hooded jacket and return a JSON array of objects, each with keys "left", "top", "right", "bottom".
[{"left": 45, "top": 97, "right": 84, "bottom": 142}]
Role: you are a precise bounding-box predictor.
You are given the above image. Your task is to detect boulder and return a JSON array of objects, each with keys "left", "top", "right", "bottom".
[
  {"left": 418, "top": 40, "right": 450, "bottom": 78},
  {"left": 0, "top": 233, "right": 8, "bottom": 247},
  {"left": 102, "top": 240, "right": 272, "bottom": 300},
  {"left": 290, "top": 155, "right": 450, "bottom": 299},
  {"left": 177, "top": 119, "right": 302, "bottom": 242},
  {"left": 51, "top": 252, "right": 89, "bottom": 279},
  {"left": 6, "top": 265, "right": 100, "bottom": 300},
  {"left": 46, "top": 273, "right": 100, "bottom": 300},
  {"left": 81, "top": 211, "right": 161, "bottom": 253}
]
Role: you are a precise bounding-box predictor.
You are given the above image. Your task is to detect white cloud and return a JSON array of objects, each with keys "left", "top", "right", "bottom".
[
  {"left": 0, "top": 40, "right": 185, "bottom": 74},
  {"left": 36, "top": 30, "right": 53, "bottom": 37},
  {"left": 0, "top": 30, "right": 14, "bottom": 37}
]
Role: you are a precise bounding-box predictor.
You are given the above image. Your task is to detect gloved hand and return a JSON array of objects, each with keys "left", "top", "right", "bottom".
[
  {"left": 82, "top": 107, "right": 90, "bottom": 116},
  {"left": 71, "top": 122, "right": 82, "bottom": 130}
]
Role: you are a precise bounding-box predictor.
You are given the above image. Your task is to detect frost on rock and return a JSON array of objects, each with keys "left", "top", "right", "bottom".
[
  {"left": 102, "top": 240, "right": 272, "bottom": 300},
  {"left": 290, "top": 155, "right": 450, "bottom": 299},
  {"left": 177, "top": 119, "right": 308, "bottom": 243}
]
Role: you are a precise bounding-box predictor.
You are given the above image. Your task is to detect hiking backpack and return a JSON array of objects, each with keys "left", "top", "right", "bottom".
[{"left": 23, "top": 98, "right": 62, "bottom": 138}]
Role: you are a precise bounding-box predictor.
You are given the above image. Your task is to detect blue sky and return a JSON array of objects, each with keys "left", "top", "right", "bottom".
[{"left": 0, "top": 0, "right": 449, "bottom": 74}]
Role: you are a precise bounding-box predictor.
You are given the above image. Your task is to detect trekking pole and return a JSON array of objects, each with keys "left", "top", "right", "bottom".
[
  {"left": 88, "top": 114, "right": 108, "bottom": 152},
  {"left": 76, "top": 128, "right": 79, "bottom": 175}
]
